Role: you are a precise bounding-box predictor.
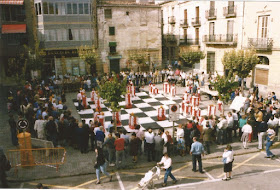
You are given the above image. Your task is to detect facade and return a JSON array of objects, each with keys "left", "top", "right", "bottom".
[
  {"left": 97, "top": 0, "right": 162, "bottom": 73},
  {"left": 243, "top": 2, "right": 280, "bottom": 95},
  {"left": 34, "top": 0, "right": 94, "bottom": 77}
]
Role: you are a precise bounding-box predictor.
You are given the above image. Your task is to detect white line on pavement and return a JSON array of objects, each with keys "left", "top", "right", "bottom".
[
  {"left": 205, "top": 171, "right": 215, "bottom": 180},
  {"left": 158, "top": 179, "right": 221, "bottom": 190},
  {"left": 264, "top": 168, "right": 280, "bottom": 174},
  {"left": 116, "top": 172, "right": 125, "bottom": 190}
]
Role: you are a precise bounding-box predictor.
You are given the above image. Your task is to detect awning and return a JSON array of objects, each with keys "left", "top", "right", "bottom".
[
  {"left": 2, "top": 24, "right": 26, "bottom": 34},
  {"left": 0, "top": 0, "right": 24, "bottom": 5},
  {"left": 109, "top": 42, "right": 117, "bottom": 47}
]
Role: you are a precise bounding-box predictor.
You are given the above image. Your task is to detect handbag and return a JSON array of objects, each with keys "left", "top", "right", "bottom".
[{"left": 222, "top": 157, "right": 227, "bottom": 164}]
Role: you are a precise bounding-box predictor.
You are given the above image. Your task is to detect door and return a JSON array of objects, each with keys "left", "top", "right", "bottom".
[
  {"left": 184, "top": 9, "right": 187, "bottom": 23},
  {"left": 210, "top": 1, "right": 215, "bottom": 17},
  {"left": 196, "top": 6, "right": 199, "bottom": 23},
  {"left": 207, "top": 52, "right": 215, "bottom": 74},
  {"left": 227, "top": 20, "right": 234, "bottom": 41},
  {"left": 195, "top": 28, "right": 199, "bottom": 45},
  {"left": 257, "top": 15, "right": 269, "bottom": 48},
  {"left": 209, "top": 22, "right": 215, "bottom": 41},
  {"left": 228, "top": 1, "right": 234, "bottom": 14},
  {"left": 110, "top": 59, "right": 120, "bottom": 73},
  {"left": 184, "top": 28, "right": 187, "bottom": 43}
]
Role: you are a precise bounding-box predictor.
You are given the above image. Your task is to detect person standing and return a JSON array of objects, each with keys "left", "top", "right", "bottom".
[
  {"left": 103, "top": 133, "right": 116, "bottom": 166},
  {"left": 95, "top": 147, "right": 112, "bottom": 185},
  {"left": 114, "top": 133, "right": 125, "bottom": 169},
  {"left": 45, "top": 116, "right": 58, "bottom": 147},
  {"left": 129, "top": 132, "right": 140, "bottom": 163},
  {"left": 202, "top": 122, "right": 213, "bottom": 154},
  {"left": 157, "top": 152, "right": 177, "bottom": 187},
  {"left": 227, "top": 112, "right": 234, "bottom": 143},
  {"left": 241, "top": 121, "right": 252, "bottom": 149},
  {"left": 145, "top": 128, "right": 155, "bottom": 162},
  {"left": 265, "top": 126, "right": 276, "bottom": 158},
  {"left": 8, "top": 114, "right": 18, "bottom": 146},
  {"left": 222, "top": 145, "right": 234, "bottom": 181},
  {"left": 257, "top": 118, "right": 268, "bottom": 150},
  {"left": 190, "top": 137, "right": 205, "bottom": 173},
  {"left": 154, "top": 133, "right": 164, "bottom": 162}
]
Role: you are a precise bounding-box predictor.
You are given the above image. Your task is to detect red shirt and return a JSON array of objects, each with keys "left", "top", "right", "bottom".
[
  {"left": 187, "top": 123, "right": 193, "bottom": 129},
  {"left": 114, "top": 138, "right": 125, "bottom": 151}
]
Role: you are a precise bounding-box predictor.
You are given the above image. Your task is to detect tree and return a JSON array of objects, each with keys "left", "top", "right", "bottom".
[
  {"left": 98, "top": 74, "right": 127, "bottom": 112},
  {"left": 222, "top": 49, "right": 259, "bottom": 94},
  {"left": 212, "top": 74, "right": 239, "bottom": 103},
  {"left": 7, "top": 54, "right": 27, "bottom": 85},
  {"left": 179, "top": 50, "right": 205, "bottom": 69},
  {"left": 127, "top": 49, "right": 148, "bottom": 71},
  {"left": 78, "top": 45, "right": 98, "bottom": 75}
]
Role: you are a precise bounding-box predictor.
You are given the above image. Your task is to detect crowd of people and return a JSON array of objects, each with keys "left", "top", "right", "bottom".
[{"left": 3, "top": 68, "right": 280, "bottom": 187}]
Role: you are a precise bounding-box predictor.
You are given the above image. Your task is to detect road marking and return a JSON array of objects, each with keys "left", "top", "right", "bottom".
[
  {"left": 73, "top": 172, "right": 114, "bottom": 188},
  {"left": 158, "top": 179, "right": 221, "bottom": 190},
  {"left": 217, "top": 152, "right": 260, "bottom": 178},
  {"left": 19, "top": 183, "right": 24, "bottom": 188},
  {"left": 204, "top": 161, "right": 280, "bottom": 168},
  {"left": 264, "top": 168, "right": 280, "bottom": 174},
  {"left": 205, "top": 171, "right": 215, "bottom": 180},
  {"left": 116, "top": 172, "right": 125, "bottom": 190}
]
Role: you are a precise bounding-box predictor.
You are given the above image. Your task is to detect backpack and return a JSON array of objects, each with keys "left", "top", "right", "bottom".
[{"left": 0, "top": 155, "right": 11, "bottom": 171}]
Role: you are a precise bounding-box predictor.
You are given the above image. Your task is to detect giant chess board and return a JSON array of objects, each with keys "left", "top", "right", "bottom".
[{"left": 73, "top": 91, "right": 208, "bottom": 132}]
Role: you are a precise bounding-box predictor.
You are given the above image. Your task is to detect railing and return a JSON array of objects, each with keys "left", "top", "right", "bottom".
[
  {"left": 163, "top": 34, "right": 177, "bottom": 43},
  {"left": 180, "top": 19, "right": 188, "bottom": 28},
  {"left": 203, "top": 34, "right": 238, "bottom": 45},
  {"left": 168, "top": 16, "right": 176, "bottom": 24},
  {"left": 191, "top": 17, "right": 201, "bottom": 27},
  {"left": 223, "top": 5, "right": 237, "bottom": 17},
  {"left": 179, "top": 38, "right": 200, "bottom": 46},
  {"left": 205, "top": 9, "right": 217, "bottom": 20},
  {"left": 7, "top": 147, "right": 66, "bottom": 172},
  {"left": 248, "top": 38, "right": 273, "bottom": 50}
]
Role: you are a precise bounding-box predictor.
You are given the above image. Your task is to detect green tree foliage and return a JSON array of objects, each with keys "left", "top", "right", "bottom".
[
  {"left": 98, "top": 74, "right": 127, "bottom": 112},
  {"left": 222, "top": 49, "right": 259, "bottom": 79},
  {"left": 212, "top": 74, "right": 239, "bottom": 102},
  {"left": 127, "top": 49, "right": 147, "bottom": 65},
  {"left": 78, "top": 45, "right": 98, "bottom": 74},
  {"left": 179, "top": 50, "right": 205, "bottom": 68},
  {"left": 7, "top": 53, "right": 27, "bottom": 84}
]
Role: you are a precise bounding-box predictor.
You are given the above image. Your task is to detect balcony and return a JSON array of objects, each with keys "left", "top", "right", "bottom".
[
  {"left": 191, "top": 17, "right": 201, "bottom": 27},
  {"left": 205, "top": 9, "right": 217, "bottom": 20},
  {"left": 180, "top": 19, "right": 188, "bottom": 28},
  {"left": 203, "top": 34, "right": 238, "bottom": 46},
  {"left": 168, "top": 16, "right": 176, "bottom": 24},
  {"left": 163, "top": 34, "right": 177, "bottom": 45},
  {"left": 223, "top": 6, "right": 236, "bottom": 18},
  {"left": 179, "top": 38, "right": 200, "bottom": 46},
  {"left": 248, "top": 38, "right": 273, "bottom": 51}
]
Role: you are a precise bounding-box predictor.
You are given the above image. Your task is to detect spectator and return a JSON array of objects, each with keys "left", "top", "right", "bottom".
[
  {"left": 145, "top": 128, "right": 155, "bottom": 162},
  {"left": 130, "top": 132, "right": 140, "bottom": 163},
  {"left": 241, "top": 121, "right": 252, "bottom": 149},
  {"left": 222, "top": 145, "right": 234, "bottom": 181},
  {"left": 95, "top": 147, "right": 112, "bottom": 185},
  {"left": 190, "top": 137, "right": 204, "bottom": 174},
  {"left": 114, "top": 133, "right": 125, "bottom": 169}
]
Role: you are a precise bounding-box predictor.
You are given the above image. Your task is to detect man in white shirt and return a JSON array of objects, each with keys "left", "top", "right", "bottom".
[
  {"left": 227, "top": 112, "right": 234, "bottom": 143},
  {"left": 232, "top": 110, "right": 239, "bottom": 137},
  {"left": 157, "top": 152, "right": 177, "bottom": 187},
  {"left": 217, "top": 115, "right": 228, "bottom": 145},
  {"left": 241, "top": 121, "right": 252, "bottom": 149},
  {"left": 145, "top": 128, "right": 155, "bottom": 162},
  {"left": 77, "top": 90, "right": 83, "bottom": 111}
]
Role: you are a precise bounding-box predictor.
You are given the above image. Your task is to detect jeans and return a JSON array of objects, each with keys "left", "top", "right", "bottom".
[
  {"left": 258, "top": 132, "right": 266, "bottom": 149},
  {"left": 192, "top": 154, "right": 203, "bottom": 172},
  {"left": 266, "top": 140, "right": 274, "bottom": 157},
  {"left": 217, "top": 129, "right": 223, "bottom": 144},
  {"left": 96, "top": 162, "right": 110, "bottom": 180},
  {"left": 116, "top": 150, "right": 124, "bottom": 169},
  {"left": 164, "top": 166, "right": 176, "bottom": 184}
]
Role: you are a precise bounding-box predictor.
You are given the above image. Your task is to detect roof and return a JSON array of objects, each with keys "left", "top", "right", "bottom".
[{"left": 2, "top": 24, "right": 26, "bottom": 34}]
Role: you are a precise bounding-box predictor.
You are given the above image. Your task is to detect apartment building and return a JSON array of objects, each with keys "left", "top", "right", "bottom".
[
  {"left": 34, "top": 0, "right": 94, "bottom": 76},
  {"left": 243, "top": 2, "right": 280, "bottom": 95},
  {"left": 96, "top": 0, "right": 162, "bottom": 73}
]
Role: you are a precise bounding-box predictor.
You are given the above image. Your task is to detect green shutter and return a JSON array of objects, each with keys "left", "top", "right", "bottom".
[{"left": 109, "top": 42, "right": 117, "bottom": 47}]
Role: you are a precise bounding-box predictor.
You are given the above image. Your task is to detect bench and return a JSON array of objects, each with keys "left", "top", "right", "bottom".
[{"left": 31, "top": 138, "right": 54, "bottom": 156}]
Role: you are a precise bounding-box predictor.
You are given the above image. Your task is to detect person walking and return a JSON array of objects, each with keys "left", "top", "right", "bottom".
[
  {"left": 222, "top": 145, "right": 234, "bottom": 181},
  {"left": 157, "top": 152, "right": 177, "bottom": 187},
  {"left": 265, "top": 126, "right": 276, "bottom": 159},
  {"left": 95, "top": 147, "right": 112, "bottom": 184},
  {"left": 241, "top": 121, "right": 252, "bottom": 149},
  {"left": 190, "top": 137, "right": 205, "bottom": 173}
]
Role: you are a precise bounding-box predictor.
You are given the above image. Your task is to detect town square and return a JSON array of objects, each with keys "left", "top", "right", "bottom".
[{"left": 0, "top": 0, "right": 280, "bottom": 189}]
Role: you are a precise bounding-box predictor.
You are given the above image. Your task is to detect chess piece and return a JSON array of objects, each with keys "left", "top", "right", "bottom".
[
  {"left": 170, "top": 84, "right": 176, "bottom": 98},
  {"left": 112, "top": 111, "right": 122, "bottom": 127},
  {"left": 99, "top": 112, "right": 105, "bottom": 131},
  {"left": 208, "top": 105, "right": 216, "bottom": 116},
  {"left": 82, "top": 90, "right": 87, "bottom": 109},
  {"left": 157, "top": 106, "right": 166, "bottom": 121},
  {"left": 217, "top": 98, "right": 224, "bottom": 114},
  {"left": 91, "top": 88, "right": 95, "bottom": 102},
  {"left": 129, "top": 113, "right": 138, "bottom": 129},
  {"left": 192, "top": 96, "right": 199, "bottom": 107},
  {"left": 95, "top": 96, "right": 102, "bottom": 112},
  {"left": 191, "top": 107, "right": 201, "bottom": 118},
  {"left": 152, "top": 84, "right": 158, "bottom": 96},
  {"left": 125, "top": 92, "right": 133, "bottom": 109},
  {"left": 93, "top": 108, "right": 100, "bottom": 122},
  {"left": 163, "top": 81, "right": 170, "bottom": 95}
]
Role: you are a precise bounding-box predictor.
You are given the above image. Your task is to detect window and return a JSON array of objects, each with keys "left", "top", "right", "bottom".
[
  {"left": 80, "top": 29, "right": 85, "bottom": 41},
  {"left": 227, "top": 20, "right": 234, "bottom": 41},
  {"left": 35, "top": 3, "right": 38, "bottom": 15},
  {"left": 68, "top": 29, "right": 73, "bottom": 40},
  {"left": 79, "top": 3, "right": 84, "bottom": 14},
  {"left": 109, "top": 27, "right": 115, "bottom": 36},
  {"left": 258, "top": 15, "right": 269, "bottom": 38},
  {"left": 67, "top": 3, "right": 72, "bottom": 14},
  {"left": 105, "top": 9, "right": 112, "bottom": 19},
  {"left": 72, "top": 29, "right": 79, "bottom": 40},
  {"left": 84, "top": 3, "right": 89, "bottom": 14},
  {"left": 43, "top": 2, "right": 48, "bottom": 14},
  {"left": 55, "top": 3, "right": 59, "bottom": 14},
  {"left": 73, "top": 3, "right": 78, "bottom": 14},
  {"left": 49, "top": 3, "right": 54, "bottom": 14},
  {"left": 57, "top": 2, "right": 66, "bottom": 15},
  {"left": 109, "top": 42, "right": 117, "bottom": 53},
  {"left": 38, "top": 3, "right": 42, "bottom": 15}
]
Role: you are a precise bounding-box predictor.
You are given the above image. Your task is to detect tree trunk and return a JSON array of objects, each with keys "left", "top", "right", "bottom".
[{"left": 241, "top": 77, "right": 244, "bottom": 96}]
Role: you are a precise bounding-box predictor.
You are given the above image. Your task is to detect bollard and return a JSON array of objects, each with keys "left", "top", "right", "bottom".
[{"left": 17, "top": 132, "right": 35, "bottom": 167}]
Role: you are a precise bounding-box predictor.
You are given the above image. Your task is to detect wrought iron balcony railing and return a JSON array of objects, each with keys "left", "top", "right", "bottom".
[
  {"left": 205, "top": 9, "right": 217, "bottom": 20},
  {"left": 248, "top": 38, "right": 273, "bottom": 51},
  {"left": 168, "top": 16, "right": 176, "bottom": 24},
  {"left": 223, "top": 5, "right": 237, "bottom": 18},
  {"left": 191, "top": 17, "right": 201, "bottom": 27},
  {"left": 203, "top": 34, "right": 238, "bottom": 45},
  {"left": 179, "top": 38, "right": 200, "bottom": 46},
  {"left": 180, "top": 19, "right": 188, "bottom": 28}
]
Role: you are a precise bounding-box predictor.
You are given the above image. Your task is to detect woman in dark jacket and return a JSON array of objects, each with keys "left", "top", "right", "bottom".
[{"left": 95, "top": 147, "right": 112, "bottom": 184}]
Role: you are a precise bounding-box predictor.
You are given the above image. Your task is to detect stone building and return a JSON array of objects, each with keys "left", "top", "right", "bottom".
[{"left": 96, "top": 0, "right": 162, "bottom": 73}]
